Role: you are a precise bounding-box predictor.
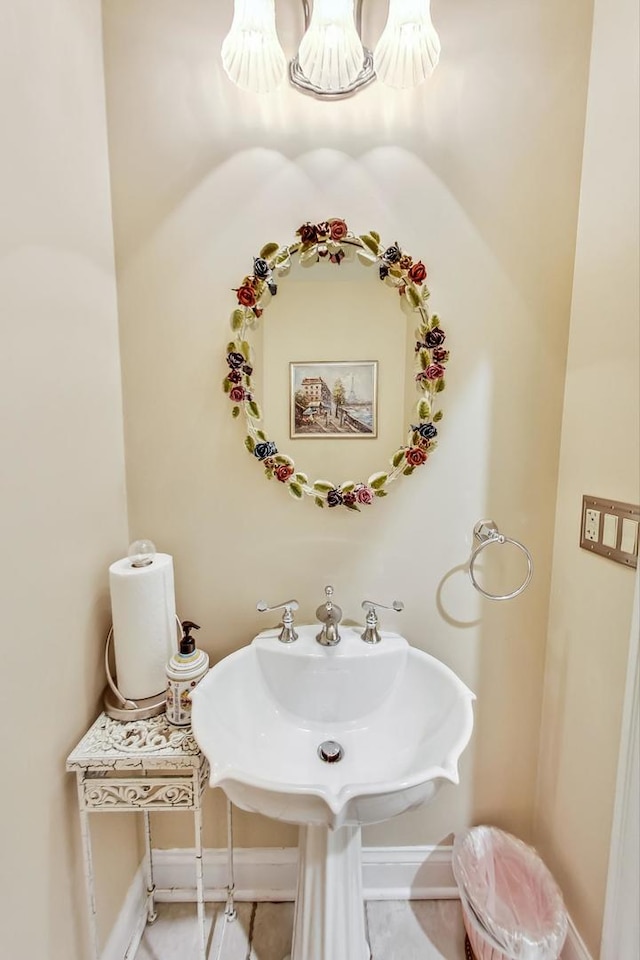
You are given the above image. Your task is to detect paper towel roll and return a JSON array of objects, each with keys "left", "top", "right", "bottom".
[{"left": 109, "top": 552, "right": 178, "bottom": 700}]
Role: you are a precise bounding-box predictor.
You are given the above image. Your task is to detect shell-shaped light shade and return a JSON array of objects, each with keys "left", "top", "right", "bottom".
[
  {"left": 374, "top": 0, "right": 441, "bottom": 89},
  {"left": 297, "top": 0, "right": 365, "bottom": 93},
  {"left": 221, "top": 0, "right": 286, "bottom": 94}
]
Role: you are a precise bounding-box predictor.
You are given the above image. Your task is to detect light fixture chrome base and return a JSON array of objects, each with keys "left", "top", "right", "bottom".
[{"left": 289, "top": 49, "right": 376, "bottom": 100}]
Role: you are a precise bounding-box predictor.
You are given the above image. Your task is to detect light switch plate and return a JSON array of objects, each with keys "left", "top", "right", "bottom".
[
  {"left": 621, "top": 518, "right": 639, "bottom": 555},
  {"left": 602, "top": 513, "right": 618, "bottom": 549},
  {"left": 580, "top": 495, "right": 640, "bottom": 568}
]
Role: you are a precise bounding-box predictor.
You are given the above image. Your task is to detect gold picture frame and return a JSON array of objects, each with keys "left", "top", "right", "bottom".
[{"left": 290, "top": 361, "right": 378, "bottom": 439}]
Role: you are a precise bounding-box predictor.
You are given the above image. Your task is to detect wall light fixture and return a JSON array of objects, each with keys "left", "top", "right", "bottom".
[{"left": 221, "top": 0, "right": 441, "bottom": 98}]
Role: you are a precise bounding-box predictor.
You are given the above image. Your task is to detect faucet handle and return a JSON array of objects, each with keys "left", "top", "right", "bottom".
[
  {"left": 256, "top": 599, "right": 299, "bottom": 614},
  {"left": 360, "top": 599, "right": 404, "bottom": 644},
  {"left": 256, "top": 599, "right": 299, "bottom": 643}
]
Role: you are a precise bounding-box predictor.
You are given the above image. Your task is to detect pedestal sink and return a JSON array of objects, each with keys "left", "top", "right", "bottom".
[{"left": 190, "top": 625, "right": 475, "bottom": 960}]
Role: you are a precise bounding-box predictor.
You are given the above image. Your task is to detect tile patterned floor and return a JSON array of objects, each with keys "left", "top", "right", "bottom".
[{"left": 135, "top": 899, "right": 467, "bottom": 959}]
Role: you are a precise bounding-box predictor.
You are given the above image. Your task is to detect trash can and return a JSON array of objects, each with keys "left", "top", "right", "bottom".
[{"left": 452, "top": 826, "right": 568, "bottom": 960}]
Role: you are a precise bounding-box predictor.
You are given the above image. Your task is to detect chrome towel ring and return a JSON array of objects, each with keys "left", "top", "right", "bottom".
[{"left": 468, "top": 519, "right": 533, "bottom": 601}]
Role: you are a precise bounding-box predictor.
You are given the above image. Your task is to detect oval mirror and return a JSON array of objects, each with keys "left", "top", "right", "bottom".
[{"left": 222, "top": 220, "right": 449, "bottom": 511}]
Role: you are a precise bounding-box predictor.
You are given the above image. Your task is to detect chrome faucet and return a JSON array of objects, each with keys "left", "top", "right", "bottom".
[
  {"left": 256, "top": 598, "right": 299, "bottom": 643},
  {"left": 316, "top": 586, "right": 342, "bottom": 646},
  {"left": 361, "top": 599, "right": 404, "bottom": 644}
]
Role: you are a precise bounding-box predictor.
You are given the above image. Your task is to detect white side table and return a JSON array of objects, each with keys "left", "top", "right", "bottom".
[{"left": 67, "top": 712, "right": 210, "bottom": 960}]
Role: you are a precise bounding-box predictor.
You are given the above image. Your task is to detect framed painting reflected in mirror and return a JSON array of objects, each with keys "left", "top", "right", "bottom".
[{"left": 290, "top": 361, "right": 378, "bottom": 439}]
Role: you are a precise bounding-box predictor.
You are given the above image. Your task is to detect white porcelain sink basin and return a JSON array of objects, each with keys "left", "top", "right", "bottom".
[
  {"left": 191, "top": 625, "right": 475, "bottom": 830},
  {"left": 191, "top": 624, "right": 475, "bottom": 960}
]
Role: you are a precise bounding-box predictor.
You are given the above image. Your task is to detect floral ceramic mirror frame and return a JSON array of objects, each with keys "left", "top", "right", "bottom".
[{"left": 223, "top": 219, "right": 449, "bottom": 511}]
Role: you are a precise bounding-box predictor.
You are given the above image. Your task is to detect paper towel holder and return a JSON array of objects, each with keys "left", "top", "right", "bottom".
[{"left": 103, "top": 625, "right": 169, "bottom": 721}]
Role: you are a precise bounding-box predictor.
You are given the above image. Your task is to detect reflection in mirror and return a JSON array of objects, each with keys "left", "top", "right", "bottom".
[{"left": 263, "top": 256, "right": 406, "bottom": 485}]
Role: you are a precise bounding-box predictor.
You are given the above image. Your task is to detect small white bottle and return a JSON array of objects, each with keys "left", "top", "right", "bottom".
[{"left": 166, "top": 621, "right": 209, "bottom": 726}]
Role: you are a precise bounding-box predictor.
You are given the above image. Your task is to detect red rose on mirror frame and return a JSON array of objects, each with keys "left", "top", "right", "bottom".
[
  {"left": 408, "top": 261, "right": 427, "bottom": 284},
  {"left": 406, "top": 447, "right": 428, "bottom": 466},
  {"left": 329, "top": 219, "right": 348, "bottom": 241},
  {"left": 275, "top": 464, "right": 294, "bottom": 483},
  {"left": 236, "top": 283, "right": 257, "bottom": 307}
]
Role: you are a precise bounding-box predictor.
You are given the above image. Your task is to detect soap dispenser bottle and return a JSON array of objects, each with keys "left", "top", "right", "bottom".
[{"left": 165, "top": 621, "right": 209, "bottom": 727}]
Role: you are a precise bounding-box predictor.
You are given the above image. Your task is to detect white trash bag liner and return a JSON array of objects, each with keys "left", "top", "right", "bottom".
[{"left": 453, "top": 826, "right": 568, "bottom": 960}]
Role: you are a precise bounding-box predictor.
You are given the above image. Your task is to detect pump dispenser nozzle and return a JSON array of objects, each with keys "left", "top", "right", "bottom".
[{"left": 180, "top": 620, "right": 200, "bottom": 656}]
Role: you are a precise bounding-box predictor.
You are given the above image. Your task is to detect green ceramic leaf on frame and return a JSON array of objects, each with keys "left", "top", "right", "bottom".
[
  {"left": 231, "top": 308, "right": 244, "bottom": 332},
  {"left": 360, "top": 234, "right": 380, "bottom": 255},
  {"left": 244, "top": 436, "right": 256, "bottom": 454},
  {"left": 248, "top": 400, "right": 261, "bottom": 419},
  {"left": 429, "top": 313, "right": 440, "bottom": 329},
  {"left": 419, "top": 350, "right": 429, "bottom": 370},
  {"left": 256, "top": 429, "right": 267, "bottom": 441},
  {"left": 240, "top": 340, "right": 251, "bottom": 360},
  {"left": 403, "top": 465, "right": 415, "bottom": 476},
  {"left": 433, "top": 410, "right": 443, "bottom": 422},
  {"left": 223, "top": 378, "right": 231, "bottom": 393},
  {"left": 231, "top": 406, "right": 240, "bottom": 418},
  {"left": 370, "top": 230, "right": 381, "bottom": 244},
  {"left": 436, "top": 379, "right": 446, "bottom": 393},
  {"left": 392, "top": 449, "right": 405, "bottom": 468},
  {"left": 294, "top": 472, "right": 308, "bottom": 485},
  {"left": 260, "top": 241, "right": 279, "bottom": 260},
  {"left": 374, "top": 489, "right": 388, "bottom": 498},
  {"left": 368, "top": 472, "right": 388, "bottom": 490},
  {"left": 274, "top": 454, "right": 295, "bottom": 466},
  {"left": 405, "top": 286, "right": 421, "bottom": 309},
  {"left": 345, "top": 501, "right": 361, "bottom": 512},
  {"left": 289, "top": 482, "right": 303, "bottom": 499},
  {"left": 417, "top": 399, "right": 431, "bottom": 420},
  {"left": 340, "top": 481, "right": 355, "bottom": 493},
  {"left": 314, "top": 497, "right": 325, "bottom": 508},
  {"left": 227, "top": 341, "right": 236, "bottom": 354},
  {"left": 313, "top": 480, "right": 335, "bottom": 492}
]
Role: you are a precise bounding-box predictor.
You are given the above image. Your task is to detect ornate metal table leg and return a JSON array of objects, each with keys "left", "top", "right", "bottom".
[
  {"left": 225, "top": 799, "right": 237, "bottom": 922},
  {"left": 194, "top": 799, "right": 207, "bottom": 958},
  {"left": 77, "top": 777, "right": 100, "bottom": 960},
  {"left": 142, "top": 810, "right": 157, "bottom": 923}
]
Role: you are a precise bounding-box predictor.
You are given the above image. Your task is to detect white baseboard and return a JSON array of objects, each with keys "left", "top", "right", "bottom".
[
  {"left": 100, "top": 862, "right": 148, "bottom": 960},
  {"left": 151, "top": 844, "right": 458, "bottom": 902},
  {"left": 562, "top": 918, "right": 593, "bottom": 960}
]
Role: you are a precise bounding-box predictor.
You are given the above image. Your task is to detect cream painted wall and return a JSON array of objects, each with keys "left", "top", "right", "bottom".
[
  {"left": 102, "top": 0, "right": 594, "bottom": 854},
  {"left": 0, "top": 2, "right": 137, "bottom": 958},
  {"left": 534, "top": 0, "right": 640, "bottom": 953}
]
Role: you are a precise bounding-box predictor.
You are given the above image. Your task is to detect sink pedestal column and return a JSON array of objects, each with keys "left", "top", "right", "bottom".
[{"left": 285, "top": 824, "right": 370, "bottom": 960}]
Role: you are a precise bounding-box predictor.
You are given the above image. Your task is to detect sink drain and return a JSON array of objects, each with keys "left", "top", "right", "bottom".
[{"left": 318, "top": 740, "right": 344, "bottom": 763}]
